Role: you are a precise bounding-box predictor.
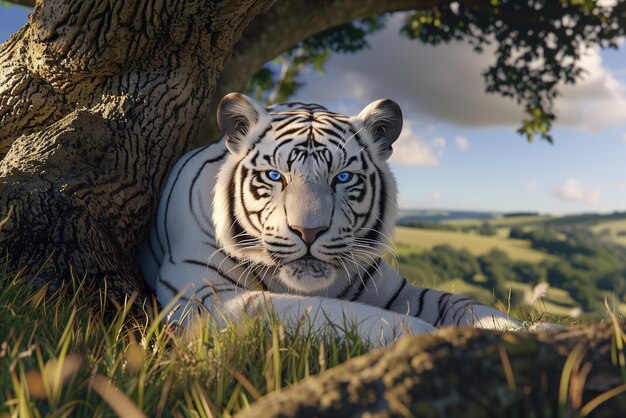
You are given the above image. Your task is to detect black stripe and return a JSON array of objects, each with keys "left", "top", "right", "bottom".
[
  {"left": 163, "top": 147, "right": 208, "bottom": 263},
  {"left": 316, "top": 126, "right": 343, "bottom": 140},
  {"left": 158, "top": 277, "right": 190, "bottom": 301},
  {"left": 200, "top": 287, "right": 237, "bottom": 305},
  {"left": 265, "top": 241, "right": 296, "bottom": 248},
  {"left": 257, "top": 275, "right": 269, "bottom": 291},
  {"left": 269, "top": 250, "right": 299, "bottom": 256},
  {"left": 147, "top": 239, "right": 160, "bottom": 266},
  {"left": 453, "top": 301, "right": 479, "bottom": 325},
  {"left": 362, "top": 170, "right": 380, "bottom": 236},
  {"left": 348, "top": 276, "right": 370, "bottom": 301},
  {"left": 182, "top": 259, "right": 245, "bottom": 289},
  {"left": 187, "top": 152, "right": 228, "bottom": 241},
  {"left": 322, "top": 117, "right": 347, "bottom": 134},
  {"left": 274, "top": 115, "right": 301, "bottom": 131},
  {"left": 275, "top": 126, "right": 304, "bottom": 139},
  {"left": 323, "top": 243, "right": 349, "bottom": 250},
  {"left": 250, "top": 150, "right": 260, "bottom": 165},
  {"left": 414, "top": 288, "right": 430, "bottom": 318},
  {"left": 247, "top": 124, "right": 273, "bottom": 152},
  {"left": 434, "top": 293, "right": 452, "bottom": 326},
  {"left": 271, "top": 138, "right": 294, "bottom": 163},
  {"left": 336, "top": 282, "right": 353, "bottom": 300},
  {"left": 228, "top": 162, "right": 248, "bottom": 245},
  {"left": 383, "top": 279, "right": 407, "bottom": 310},
  {"left": 446, "top": 296, "right": 471, "bottom": 322},
  {"left": 240, "top": 166, "right": 263, "bottom": 234},
  {"left": 348, "top": 260, "right": 379, "bottom": 301}
]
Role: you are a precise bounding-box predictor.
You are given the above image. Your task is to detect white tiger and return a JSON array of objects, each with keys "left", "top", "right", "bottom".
[{"left": 138, "top": 93, "right": 540, "bottom": 347}]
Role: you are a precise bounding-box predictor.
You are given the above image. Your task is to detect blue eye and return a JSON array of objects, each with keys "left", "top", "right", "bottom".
[
  {"left": 266, "top": 170, "right": 282, "bottom": 182},
  {"left": 335, "top": 172, "right": 352, "bottom": 183}
]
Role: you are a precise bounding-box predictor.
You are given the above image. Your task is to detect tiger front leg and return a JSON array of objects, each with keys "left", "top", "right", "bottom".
[
  {"left": 219, "top": 291, "right": 436, "bottom": 348},
  {"left": 367, "top": 261, "right": 524, "bottom": 331}
]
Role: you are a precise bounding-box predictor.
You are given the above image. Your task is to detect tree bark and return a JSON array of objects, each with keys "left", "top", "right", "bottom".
[
  {"left": 0, "top": 0, "right": 273, "bottom": 301},
  {"left": 237, "top": 319, "right": 626, "bottom": 418},
  {"left": 0, "top": 0, "right": 468, "bottom": 304}
]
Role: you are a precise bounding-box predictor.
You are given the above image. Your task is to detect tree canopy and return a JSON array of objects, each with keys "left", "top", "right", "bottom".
[
  {"left": 244, "top": 0, "right": 625, "bottom": 142},
  {"left": 6, "top": 0, "right": 623, "bottom": 143}
]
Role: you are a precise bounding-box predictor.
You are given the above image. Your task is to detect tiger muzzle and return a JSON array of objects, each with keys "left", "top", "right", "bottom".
[
  {"left": 284, "top": 180, "right": 333, "bottom": 246},
  {"left": 289, "top": 225, "right": 328, "bottom": 246}
]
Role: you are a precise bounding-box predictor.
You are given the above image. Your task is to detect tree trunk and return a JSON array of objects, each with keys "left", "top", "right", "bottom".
[
  {"left": 237, "top": 319, "right": 626, "bottom": 418},
  {"left": 0, "top": 0, "right": 273, "bottom": 302},
  {"left": 0, "top": 0, "right": 449, "bottom": 304}
]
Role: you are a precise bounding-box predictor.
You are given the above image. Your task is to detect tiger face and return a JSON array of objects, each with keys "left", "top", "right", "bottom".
[{"left": 213, "top": 93, "right": 402, "bottom": 293}]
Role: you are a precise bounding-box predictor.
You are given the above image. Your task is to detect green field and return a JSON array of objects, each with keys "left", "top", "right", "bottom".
[
  {"left": 443, "top": 215, "right": 551, "bottom": 228},
  {"left": 393, "top": 222, "right": 626, "bottom": 321},
  {"left": 591, "top": 219, "right": 626, "bottom": 247},
  {"left": 393, "top": 226, "right": 549, "bottom": 262}
]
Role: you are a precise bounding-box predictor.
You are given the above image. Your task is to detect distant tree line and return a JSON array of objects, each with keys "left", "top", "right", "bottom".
[
  {"left": 398, "top": 222, "right": 459, "bottom": 232},
  {"left": 397, "top": 228, "right": 626, "bottom": 312},
  {"left": 502, "top": 212, "right": 540, "bottom": 218}
]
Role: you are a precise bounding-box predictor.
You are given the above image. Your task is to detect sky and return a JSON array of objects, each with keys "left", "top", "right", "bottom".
[{"left": 1, "top": 5, "right": 625, "bottom": 215}]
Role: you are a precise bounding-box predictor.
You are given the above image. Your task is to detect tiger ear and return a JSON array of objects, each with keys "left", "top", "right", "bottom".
[
  {"left": 356, "top": 99, "right": 403, "bottom": 160},
  {"left": 217, "top": 93, "right": 268, "bottom": 154}
]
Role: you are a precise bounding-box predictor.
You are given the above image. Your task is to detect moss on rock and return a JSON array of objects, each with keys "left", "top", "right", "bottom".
[{"left": 237, "top": 320, "right": 626, "bottom": 418}]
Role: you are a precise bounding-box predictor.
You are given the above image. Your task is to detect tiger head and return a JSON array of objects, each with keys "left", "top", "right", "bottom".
[{"left": 213, "top": 93, "right": 402, "bottom": 293}]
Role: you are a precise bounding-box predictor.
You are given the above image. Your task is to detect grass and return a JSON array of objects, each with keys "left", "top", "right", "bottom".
[
  {"left": 394, "top": 225, "right": 550, "bottom": 262},
  {"left": 0, "top": 269, "right": 371, "bottom": 417},
  {"left": 1, "top": 266, "right": 624, "bottom": 417}
]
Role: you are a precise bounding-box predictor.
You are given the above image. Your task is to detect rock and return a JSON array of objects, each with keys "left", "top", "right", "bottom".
[{"left": 237, "top": 319, "right": 626, "bottom": 418}]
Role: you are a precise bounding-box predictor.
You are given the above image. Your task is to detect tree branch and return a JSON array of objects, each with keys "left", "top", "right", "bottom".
[
  {"left": 200, "top": 0, "right": 450, "bottom": 144},
  {"left": 1, "top": 0, "right": 35, "bottom": 7}
]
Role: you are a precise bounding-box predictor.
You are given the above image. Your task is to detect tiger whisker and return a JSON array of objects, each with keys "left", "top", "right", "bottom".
[
  {"left": 357, "top": 226, "right": 396, "bottom": 246},
  {"left": 342, "top": 254, "right": 378, "bottom": 294},
  {"left": 353, "top": 239, "right": 399, "bottom": 264},
  {"left": 350, "top": 250, "right": 385, "bottom": 279},
  {"left": 339, "top": 126, "right": 365, "bottom": 152}
]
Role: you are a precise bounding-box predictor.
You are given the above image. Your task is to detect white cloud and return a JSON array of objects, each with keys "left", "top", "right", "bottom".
[
  {"left": 552, "top": 179, "right": 601, "bottom": 206},
  {"left": 431, "top": 191, "right": 441, "bottom": 201},
  {"left": 388, "top": 120, "right": 445, "bottom": 166},
  {"left": 294, "top": 13, "right": 626, "bottom": 132},
  {"left": 555, "top": 47, "right": 626, "bottom": 131},
  {"left": 432, "top": 137, "right": 446, "bottom": 151},
  {"left": 526, "top": 181, "right": 539, "bottom": 190},
  {"left": 454, "top": 136, "right": 470, "bottom": 151}
]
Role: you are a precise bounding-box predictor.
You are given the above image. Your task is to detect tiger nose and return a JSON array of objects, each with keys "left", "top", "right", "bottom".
[{"left": 289, "top": 225, "right": 328, "bottom": 246}]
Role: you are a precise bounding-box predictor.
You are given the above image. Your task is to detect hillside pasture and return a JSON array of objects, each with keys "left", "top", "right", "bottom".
[
  {"left": 442, "top": 215, "right": 551, "bottom": 228},
  {"left": 393, "top": 226, "right": 549, "bottom": 263},
  {"left": 591, "top": 219, "right": 626, "bottom": 247}
]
